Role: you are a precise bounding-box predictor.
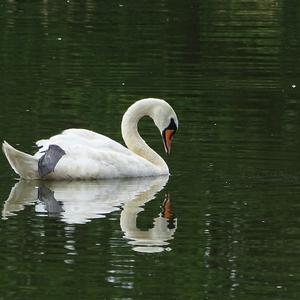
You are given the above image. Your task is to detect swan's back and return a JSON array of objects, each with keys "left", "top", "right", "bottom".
[
  {"left": 35, "top": 129, "right": 131, "bottom": 158},
  {"left": 34, "top": 129, "right": 163, "bottom": 180}
]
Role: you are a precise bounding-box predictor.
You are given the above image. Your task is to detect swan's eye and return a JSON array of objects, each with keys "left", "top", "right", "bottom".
[
  {"left": 162, "top": 118, "right": 177, "bottom": 155},
  {"left": 167, "top": 118, "right": 177, "bottom": 132},
  {"left": 162, "top": 118, "right": 177, "bottom": 141}
]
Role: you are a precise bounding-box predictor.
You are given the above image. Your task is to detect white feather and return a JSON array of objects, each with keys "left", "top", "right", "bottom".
[{"left": 2, "top": 98, "right": 178, "bottom": 180}]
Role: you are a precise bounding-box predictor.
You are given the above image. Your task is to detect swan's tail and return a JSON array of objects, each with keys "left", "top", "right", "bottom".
[{"left": 2, "top": 141, "right": 39, "bottom": 179}]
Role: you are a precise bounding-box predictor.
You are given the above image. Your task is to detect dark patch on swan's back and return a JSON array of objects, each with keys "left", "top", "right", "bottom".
[{"left": 38, "top": 144, "right": 66, "bottom": 177}]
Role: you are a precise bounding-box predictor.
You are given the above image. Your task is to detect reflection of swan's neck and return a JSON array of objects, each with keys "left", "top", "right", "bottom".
[
  {"left": 121, "top": 99, "right": 168, "bottom": 173},
  {"left": 120, "top": 176, "right": 176, "bottom": 249},
  {"left": 121, "top": 204, "right": 176, "bottom": 246}
]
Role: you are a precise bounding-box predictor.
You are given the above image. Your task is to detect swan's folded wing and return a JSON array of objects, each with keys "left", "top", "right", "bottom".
[
  {"left": 35, "top": 128, "right": 133, "bottom": 158},
  {"left": 62, "top": 128, "right": 112, "bottom": 140},
  {"left": 34, "top": 128, "right": 162, "bottom": 179},
  {"left": 48, "top": 145, "right": 158, "bottom": 179}
]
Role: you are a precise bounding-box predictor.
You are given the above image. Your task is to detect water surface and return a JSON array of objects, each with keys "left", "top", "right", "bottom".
[{"left": 0, "top": 1, "right": 300, "bottom": 299}]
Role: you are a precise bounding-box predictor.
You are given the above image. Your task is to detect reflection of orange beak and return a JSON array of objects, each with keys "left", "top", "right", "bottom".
[
  {"left": 162, "top": 193, "right": 173, "bottom": 220},
  {"left": 163, "top": 129, "right": 175, "bottom": 155}
]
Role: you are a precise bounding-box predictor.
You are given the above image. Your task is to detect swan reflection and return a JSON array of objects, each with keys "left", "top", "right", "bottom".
[
  {"left": 121, "top": 193, "right": 176, "bottom": 253},
  {"left": 2, "top": 176, "right": 177, "bottom": 252}
]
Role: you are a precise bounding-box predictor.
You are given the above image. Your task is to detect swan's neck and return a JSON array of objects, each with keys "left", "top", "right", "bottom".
[{"left": 121, "top": 100, "right": 168, "bottom": 173}]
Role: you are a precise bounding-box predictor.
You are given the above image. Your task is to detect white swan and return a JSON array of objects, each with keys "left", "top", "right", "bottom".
[{"left": 2, "top": 98, "right": 178, "bottom": 180}]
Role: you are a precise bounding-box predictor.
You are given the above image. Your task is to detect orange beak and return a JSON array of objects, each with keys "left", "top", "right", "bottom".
[{"left": 163, "top": 129, "right": 175, "bottom": 155}]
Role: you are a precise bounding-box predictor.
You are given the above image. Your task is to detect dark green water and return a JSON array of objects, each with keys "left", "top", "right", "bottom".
[{"left": 1, "top": 1, "right": 300, "bottom": 299}]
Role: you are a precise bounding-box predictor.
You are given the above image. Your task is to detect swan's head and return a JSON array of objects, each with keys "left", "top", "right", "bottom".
[
  {"left": 150, "top": 99, "right": 178, "bottom": 155},
  {"left": 122, "top": 98, "right": 178, "bottom": 156}
]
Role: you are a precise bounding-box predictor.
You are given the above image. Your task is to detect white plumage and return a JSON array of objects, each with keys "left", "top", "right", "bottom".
[{"left": 2, "top": 98, "right": 178, "bottom": 180}]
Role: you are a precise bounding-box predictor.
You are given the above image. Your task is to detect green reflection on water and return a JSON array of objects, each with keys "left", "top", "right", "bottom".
[{"left": 0, "top": 0, "right": 300, "bottom": 299}]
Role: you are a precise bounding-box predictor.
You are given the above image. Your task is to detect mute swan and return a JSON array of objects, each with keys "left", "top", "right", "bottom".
[{"left": 2, "top": 98, "right": 178, "bottom": 179}]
